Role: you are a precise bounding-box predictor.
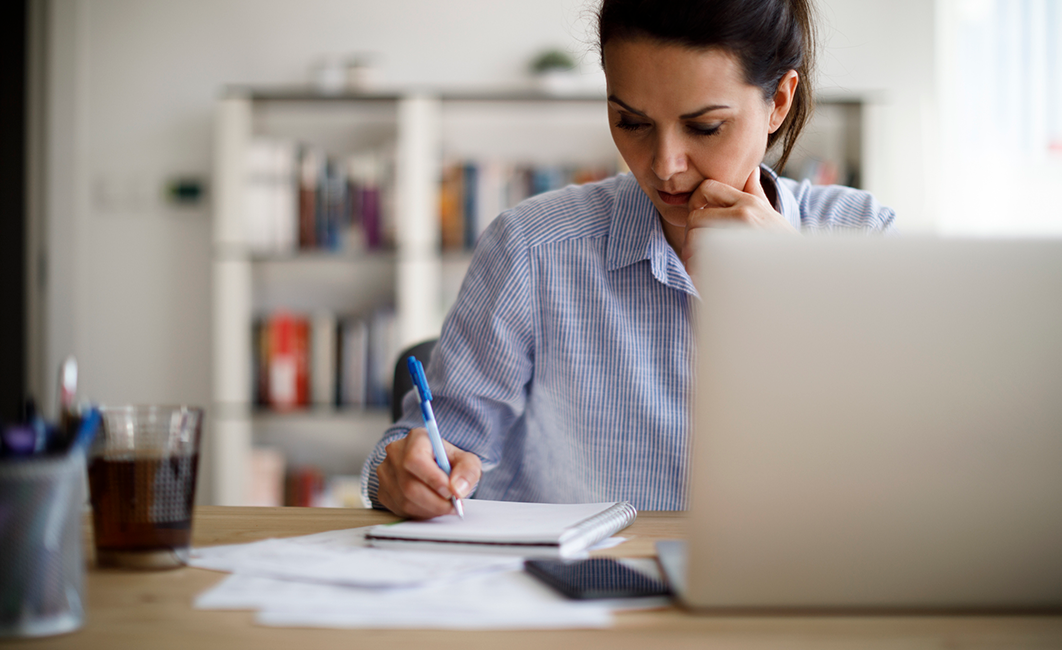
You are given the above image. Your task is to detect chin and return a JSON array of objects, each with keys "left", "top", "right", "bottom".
[{"left": 656, "top": 204, "right": 689, "bottom": 228}]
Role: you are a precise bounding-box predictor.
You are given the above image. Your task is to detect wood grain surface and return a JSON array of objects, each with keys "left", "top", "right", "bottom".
[{"left": 6, "top": 506, "right": 1061, "bottom": 650}]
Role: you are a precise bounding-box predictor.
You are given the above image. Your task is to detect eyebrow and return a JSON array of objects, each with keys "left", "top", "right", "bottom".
[{"left": 607, "top": 94, "right": 730, "bottom": 119}]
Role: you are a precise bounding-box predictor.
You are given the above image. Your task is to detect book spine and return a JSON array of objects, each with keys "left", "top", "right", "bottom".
[
  {"left": 268, "top": 311, "right": 297, "bottom": 410},
  {"left": 271, "top": 140, "right": 297, "bottom": 254},
  {"left": 245, "top": 139, "right": 274, "bottom": 255},
  {"left": 439, "top": 163, "right": 464, "bottom": 251},
  {"left": 294, "top": 317, "right": 310, "bottom": 407},
  {"left": 366, "top": 307, "right": 396, "bottom": 407},
  {"left": 247, "top": 447, "right": 285, "bottom": 507},
  {"left": 463, "top": 162, "right": 478, "bottom": 250},
  {"left": 340, "top": 317, "right": 368, "bottom": 407},
  {"left": 311, "top": 311, "right": 337, "bottom": 407},
  {"left": 440, "top": 159, "right": 617, "bottom": 251},
  {"left": 251, "top": 318, "right": 264, "bottom": 407},
  {"left": 298, "top": 148, "right": 319, "bottom": 249}
]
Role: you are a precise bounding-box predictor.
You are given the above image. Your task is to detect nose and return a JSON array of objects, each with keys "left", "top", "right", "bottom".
[{"left": 651, "top": 130, "right": 688, "bottom": 181}]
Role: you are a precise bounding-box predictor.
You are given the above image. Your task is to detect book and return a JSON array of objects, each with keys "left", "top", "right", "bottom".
[
  {"left": 245, "top": 138, "right": 297, "bottom": 255},
  {"left": 298, "top": 147, "right": 321, "bottom": 249},
  {"left": 339, "top": 317, "right": 368, "bottom": 407},
  {"left": 284, "top": 465, "right": 325, "bottom": 507},
  {"left": 437, "top": 159, "right": 616, "bottom": 251},
  {"left": 246, "top": 446, "right": 285, "bottom": 507},
  {"left": 365, "top": 499, "right": 637, "bottom": 558},
  {"left": 267, "top": 311, "right": 309, "bottom": 410},
  {"left": 310, "top": 311, "right": 337, "bottom": 407}
]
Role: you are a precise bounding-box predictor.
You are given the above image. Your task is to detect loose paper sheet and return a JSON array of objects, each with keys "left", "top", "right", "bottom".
[
  {"left": 191, "top": 525, "right": 643, "bottom": 630},
  {"left": 197, "top": 571, "right": 614, "bottom": 630},
  {"left": 191, "top": 527, "right": 520, "bottom": 588}
]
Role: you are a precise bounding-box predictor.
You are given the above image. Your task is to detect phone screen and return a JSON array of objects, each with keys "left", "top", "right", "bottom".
[{"left": 524, "top": 558, "right": 672, "bottom": 600}]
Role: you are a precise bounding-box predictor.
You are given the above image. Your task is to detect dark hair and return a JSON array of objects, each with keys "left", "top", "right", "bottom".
[{"left": 597, "top": 0, "right": 816, "bottom": 172}]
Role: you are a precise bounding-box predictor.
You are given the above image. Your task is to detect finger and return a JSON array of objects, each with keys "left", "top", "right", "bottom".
[
  {"left": 688, "top": 178, "right": 745, "bottom": 212},
  {"left": 743, "top": 165, "right": 770, "bottom": 203},
  {"left": 395, "top": 474, "right": 456, "bottom": 519},
  {"left": 401, "top": 429, "right": 455, "bottom": 499},
  {"left": 446, "top": 446, "right": 482, "bottom": 499},
  {"left": 686, "top": 205, "right": 752, "bottom": 226},
  {"left": 378, "top": 456, "right": 455, "bottom": 519}
]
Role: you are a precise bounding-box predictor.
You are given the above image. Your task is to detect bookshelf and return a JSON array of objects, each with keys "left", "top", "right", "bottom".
[
  {"left": 210, "top": 89, "right": 619, "bottom": 506},
  {"left": 211, "top": 88, "right": 866, "bottom": 507},
  {"left": 768, "top": 97, "right": 865, "bottom": 188}
]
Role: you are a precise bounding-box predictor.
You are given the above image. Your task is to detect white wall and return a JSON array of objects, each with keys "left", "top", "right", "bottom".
[
  {"left": 40, "top": 0, "right": 937, "bottom": 503},
  {"left": 816, "top": 0, "right": 939, "bottom": 232}
]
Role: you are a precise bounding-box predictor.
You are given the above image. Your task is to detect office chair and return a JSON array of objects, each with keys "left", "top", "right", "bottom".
[{"left": 391, "top": 339, "right": 438, "bottom": 423}]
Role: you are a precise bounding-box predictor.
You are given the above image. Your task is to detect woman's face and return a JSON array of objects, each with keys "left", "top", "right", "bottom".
[{"left": 603, "top": 38, "right": 791, "bottom": 245}]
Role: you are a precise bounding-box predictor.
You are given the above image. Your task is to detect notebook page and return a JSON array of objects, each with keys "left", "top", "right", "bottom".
[{"left": 371, "top": 500, "right": 621, "bottom": 544}]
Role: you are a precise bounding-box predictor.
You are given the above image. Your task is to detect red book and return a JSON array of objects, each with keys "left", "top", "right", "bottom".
[
  {"left": 268, "top": 312, "right": 298, "bottom": 410},
  {"left": 293, "top": 317, "right": 310, "bottom": 407}
]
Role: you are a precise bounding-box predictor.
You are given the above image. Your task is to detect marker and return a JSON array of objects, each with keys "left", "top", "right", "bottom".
[
  {"left": 68, "top": 407, "right": 101, "bottom": 456},
  {"left": 406, "top": 356, "right": 464, "bottom": 519}
]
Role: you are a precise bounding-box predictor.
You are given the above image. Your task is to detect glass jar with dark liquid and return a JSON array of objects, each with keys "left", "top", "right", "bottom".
[{"left": 89, "top": 406, "right": 203, "bottom": 569}]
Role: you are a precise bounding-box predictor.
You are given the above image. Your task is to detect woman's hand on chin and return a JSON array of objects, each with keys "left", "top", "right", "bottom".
[{"left": 680, "top": 166, "right": 797, "bottom": 273}]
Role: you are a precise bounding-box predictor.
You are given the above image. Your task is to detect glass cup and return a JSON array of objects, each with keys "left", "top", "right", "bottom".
[{"left": 88, "top": 406, "right": 203, "bottom": 569}]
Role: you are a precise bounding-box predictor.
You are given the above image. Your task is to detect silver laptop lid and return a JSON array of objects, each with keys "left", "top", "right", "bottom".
[{"left": 686, "top": 231, "right": 1062, "bottom": 611}]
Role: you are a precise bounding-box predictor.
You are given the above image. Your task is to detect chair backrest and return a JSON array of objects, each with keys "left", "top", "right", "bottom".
[{"left": 391, "top": 339, "right": 438, "bottom": 423}]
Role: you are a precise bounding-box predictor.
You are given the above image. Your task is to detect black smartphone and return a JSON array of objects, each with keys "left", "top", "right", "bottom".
[{"left": 524, "top": 558, "right": 672, "bottom": 600}]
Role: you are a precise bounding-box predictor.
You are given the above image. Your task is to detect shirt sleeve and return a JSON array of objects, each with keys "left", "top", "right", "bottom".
[
  {"left": 360, "top": 211, "right": 536, "bottom": 509},
  {"left": 789, "top": 179, "right": 896, "bottom": 232}
]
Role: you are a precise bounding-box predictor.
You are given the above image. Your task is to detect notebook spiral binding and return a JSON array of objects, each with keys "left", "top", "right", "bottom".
[{"left": 559, "top": 502, "right": 638, "bottom": 554}]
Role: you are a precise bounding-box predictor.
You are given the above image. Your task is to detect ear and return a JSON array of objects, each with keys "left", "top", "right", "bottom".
[{"left": 768, "top": 70, "right": 799, "bottom": 134}]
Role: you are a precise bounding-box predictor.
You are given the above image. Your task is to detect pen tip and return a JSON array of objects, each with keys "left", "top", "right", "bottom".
[{"left": 454, "top": 497, "right": 465, "bottom": 519}]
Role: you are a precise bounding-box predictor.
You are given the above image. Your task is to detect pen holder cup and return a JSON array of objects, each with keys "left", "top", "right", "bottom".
[{"left": 0, "top": 453, "right": 86, "bottom": 638}]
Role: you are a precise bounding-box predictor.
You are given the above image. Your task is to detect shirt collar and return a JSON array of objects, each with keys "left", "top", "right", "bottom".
[
  {"left": 762, "top": 164, "right": 802, "bottom": 230},
  {"left": 602, "top": 166, "right": 795, "bottom": 294},
  {"left": 605, "top": 173, "right": 698, "bottom": 295}
]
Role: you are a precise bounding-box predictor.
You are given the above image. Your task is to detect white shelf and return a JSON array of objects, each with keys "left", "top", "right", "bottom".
[
  {"left": 251, "top": 407, "right": 391, "bottom": 425},
  {"left": 250, "top": 253, "right": 396, "bottom": 316}
]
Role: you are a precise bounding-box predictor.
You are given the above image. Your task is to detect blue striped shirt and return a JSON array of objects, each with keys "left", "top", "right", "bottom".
[{"left": 362, "top": 167, "right": 895, "bottom": 510}]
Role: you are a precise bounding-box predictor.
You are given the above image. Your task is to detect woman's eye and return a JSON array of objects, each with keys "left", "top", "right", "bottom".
[
  {"left": 616, "top": 118, "right": 649, "bottom": 132},
  {"left": 688, "top": 123, "right": 722, "bottom": 137}
]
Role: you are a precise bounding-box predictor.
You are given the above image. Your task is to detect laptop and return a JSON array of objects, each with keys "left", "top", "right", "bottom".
[{"left": 658, "top": 231, "right": 1062, "bottom": 612}]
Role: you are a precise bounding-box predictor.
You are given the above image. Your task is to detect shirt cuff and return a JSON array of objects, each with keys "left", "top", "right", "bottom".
[{"left": 360, "top": 427, "right": 411, "bottom": 510}]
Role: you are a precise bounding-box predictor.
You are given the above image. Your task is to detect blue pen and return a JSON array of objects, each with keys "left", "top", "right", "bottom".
[
  {"left": 69, "top": 407, "right": 102, "bottom": 456},
  {"left": 407, "top": 356, "right": 464, "bottom": 519}
]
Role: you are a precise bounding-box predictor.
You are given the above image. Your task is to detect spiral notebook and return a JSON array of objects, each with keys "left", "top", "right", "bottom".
[{"left": 365, "top": 500, "right": 638, "bottom": 558}]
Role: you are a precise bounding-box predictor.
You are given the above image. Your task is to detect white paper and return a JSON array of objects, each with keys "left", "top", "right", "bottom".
[
  {"left": 190, "top": 527, "right": 521, "bottom": 588},
  {"left": 587, "top": 536, "right": 627, "bottom": 551},
  {"left": 197, "top": 571, "right": 614, "bottom": 630},
  {"left": 191, "top": 524, "right": 651, "bottom": 630}
]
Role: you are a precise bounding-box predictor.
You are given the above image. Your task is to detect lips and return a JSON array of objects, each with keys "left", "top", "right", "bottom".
[{"left": 657, "top": 190, "right": 693, "bottom": 206}]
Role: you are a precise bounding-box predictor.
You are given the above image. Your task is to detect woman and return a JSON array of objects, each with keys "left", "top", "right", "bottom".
[{"left": 363, "top": 0, "right": 895, "bottom": 518}]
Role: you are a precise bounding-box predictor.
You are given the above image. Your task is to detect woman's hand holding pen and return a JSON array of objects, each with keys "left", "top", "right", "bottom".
[
  {"left": 376, "top": 428, "right": 481, "bottom": 520},
  {"left": 680, "top": 166, "right": 797, "bottom": 273}
]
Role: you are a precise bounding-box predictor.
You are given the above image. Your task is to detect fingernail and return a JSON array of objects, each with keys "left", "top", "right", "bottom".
[
  {"left": 453, "top": 478, "right": 470, "bottom": 498},
  {"left": 436, "top": 485, "right": 451, "bottom": 499}
]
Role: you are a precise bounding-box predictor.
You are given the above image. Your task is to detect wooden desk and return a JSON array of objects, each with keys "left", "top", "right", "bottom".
[{"left": 7, "top": 506, "right": 1062, "bottom": 650}]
